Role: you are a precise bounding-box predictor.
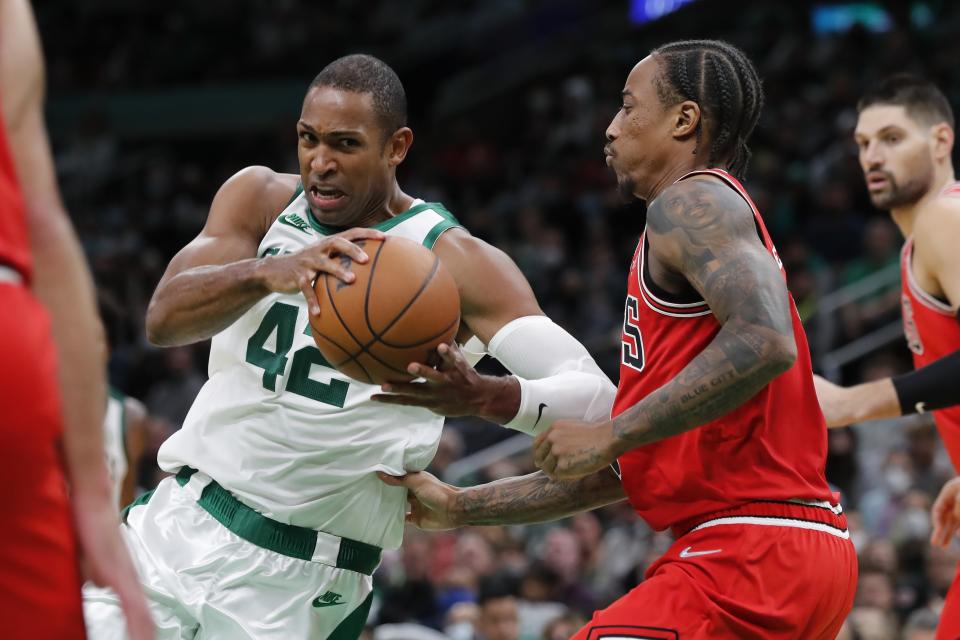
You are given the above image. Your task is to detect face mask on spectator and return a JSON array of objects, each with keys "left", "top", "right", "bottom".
[
  {"left": 884, "top": 467, "right": 912, "bottom": 495},
  {"left": 444, "top": 621, "right": 473, "bottom": 640}
]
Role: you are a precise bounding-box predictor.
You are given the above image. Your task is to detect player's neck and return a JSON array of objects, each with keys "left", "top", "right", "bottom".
[
  {"left": 357, "top": 183, "right": 416, "bottom": 227},
  {"left": 645, "top": 161, "right": 709, "bottom": 202},
  {"left": 890, "top": 170, "right": 957, "bottom": 238}
]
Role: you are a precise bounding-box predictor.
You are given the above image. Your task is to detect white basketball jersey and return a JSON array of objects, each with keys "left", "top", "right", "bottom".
[
  {"left": 103, "top": 388, "right": 128, "bottom": 508},
  {"left": 158, "top": 190, "right": 463, "bottom": 549}
]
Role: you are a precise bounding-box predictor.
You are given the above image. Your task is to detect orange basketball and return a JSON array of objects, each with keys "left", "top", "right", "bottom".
[{"left": 310, "top": 236, "right": 460, "bottom": 385}]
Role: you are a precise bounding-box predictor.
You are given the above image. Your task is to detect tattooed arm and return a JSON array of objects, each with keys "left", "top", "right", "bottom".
[
  {"left": 534, "top": 176, "right": 797, "bottom": 479},
  {"left": 379, "top": 467, "right": 626, "bottom": 530}
]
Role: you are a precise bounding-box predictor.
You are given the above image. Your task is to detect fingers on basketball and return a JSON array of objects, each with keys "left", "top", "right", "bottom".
[{"left": 309, "top": 236, "right": 460, "bottom": 386}]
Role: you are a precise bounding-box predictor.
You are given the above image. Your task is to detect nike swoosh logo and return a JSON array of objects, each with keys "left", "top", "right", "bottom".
[
  {"left": 533, "top": 403, "right": 548, "bottom": 428},
  {"left": 679, "top": 546, "right": 721, "bottom": 558},
  {"left": 312, "top": 598, "right": 345, "bottom": 608}
]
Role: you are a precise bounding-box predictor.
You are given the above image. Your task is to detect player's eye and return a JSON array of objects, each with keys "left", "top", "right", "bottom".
[
  {"left": 340, "top": 138, "right": 360, "bottom": 148},
  {"left": 298, "top": 131, "right": 316, "bottom": 143}
]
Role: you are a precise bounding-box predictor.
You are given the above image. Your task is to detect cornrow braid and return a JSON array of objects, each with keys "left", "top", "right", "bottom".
[{"left": 651, "top": 40, "right": 764, "bottom": 178}]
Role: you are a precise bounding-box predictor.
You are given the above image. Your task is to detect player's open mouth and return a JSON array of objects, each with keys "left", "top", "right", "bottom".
[
  {"left": 866, "top": 172, "right": 889, "bottom": 191},
  {"left": 309, "top": 185, "right": 347, "bottom": 210}
]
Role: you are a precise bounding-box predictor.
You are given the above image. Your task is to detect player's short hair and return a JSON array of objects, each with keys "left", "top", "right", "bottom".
[
  {"left": 651, "top": 39, "right": 764, "bottom": 179},
  {"left": 858, "top": 73, "right": 955, "bottom": 129},
  {"left": 309, "top": 54, "right": 407, "bottom": 137}
]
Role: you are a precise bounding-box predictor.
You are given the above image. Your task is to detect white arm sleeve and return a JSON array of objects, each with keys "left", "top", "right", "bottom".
[{"left": 483, "top": 315, "right": 617, "bottom": 435}]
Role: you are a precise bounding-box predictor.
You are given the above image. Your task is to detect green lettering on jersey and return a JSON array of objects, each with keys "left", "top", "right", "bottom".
[
  {"left": 245, "top": 302, "right": 349, "bottom": 407},
  {"left": 245, "top": 303, "right": 297, "bottom": 391},
  {"left": 278, "top": 214, "right": 312, "bottom": 234}
]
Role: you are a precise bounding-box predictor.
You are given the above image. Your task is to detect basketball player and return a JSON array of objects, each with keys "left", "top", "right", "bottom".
[
  {"left": 104, "top": 387, "right": 149, "bottom": 509},
  {"left": 384, "top": 40, "right": 857, "bottom": 639},
  {"left": 812, "top": 75, "right": 960, "bottom": 639},
  {"left": 83, "top": 54, "right": 615, "bottom": 639},
  {"left": 0, "top": 0, "right": 152, "bottom": 638}
]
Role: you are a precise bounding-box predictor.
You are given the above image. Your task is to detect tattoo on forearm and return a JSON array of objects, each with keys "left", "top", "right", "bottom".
[
  {"left": 614, "top": 179, "right": 796, "bottom": 449},
  {"left": 455, "top": 470, "right": 625, "bottom": 526}
]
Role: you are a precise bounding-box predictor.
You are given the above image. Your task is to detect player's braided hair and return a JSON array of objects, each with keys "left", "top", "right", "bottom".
[
  {"left": 652, "top": 40, "right": 764, "bottom": 179},
  {"left": 310, "top": 54, "right": 407, "bottom": 139}
]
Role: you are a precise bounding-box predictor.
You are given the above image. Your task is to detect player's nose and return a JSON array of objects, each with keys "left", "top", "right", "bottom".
[
  {"left": 862, "top": 140, "right": 884, "bottom": 166},
  {"left": 309, "top": 147, "right": 337, "bottom": 175}
]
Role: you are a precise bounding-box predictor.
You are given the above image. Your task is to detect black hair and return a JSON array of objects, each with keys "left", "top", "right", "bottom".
[
  {"left": 477, "top": 573, "right": 519, "bottom": 606},
  {"left": 651, "top": 39, "right": 764, "bottom": 179},
  {"left": 858, "top": 73, "right": 955, "bottom": 129},
  {"left": 309, "top": 54, "right": 407, "bottom": 136}
]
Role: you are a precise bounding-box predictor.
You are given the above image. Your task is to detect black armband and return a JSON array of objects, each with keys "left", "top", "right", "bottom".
[{"left": 892, "top": 349, "right": 960, "bottom": 415}]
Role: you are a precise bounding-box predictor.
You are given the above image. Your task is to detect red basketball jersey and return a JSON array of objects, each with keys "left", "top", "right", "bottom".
[
  {"left": 900, "top": 182, "right": 960, "bottom": 471},
  {"left": 614, "top": 168, "right": 836, "bottom": 533},
  {"left": 0, "top": 107, "right": 31, "bottom": 281}
]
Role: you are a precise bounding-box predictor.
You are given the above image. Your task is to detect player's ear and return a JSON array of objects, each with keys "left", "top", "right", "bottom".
[
  {"left": 385, "top": 127, "right": 413, "bottom": 166},
  {"left": 931, "top": 123, "right": 954, "bottom": 162},
  {"left": 673, "top": 100, "right": 701, "bottom": 140}
]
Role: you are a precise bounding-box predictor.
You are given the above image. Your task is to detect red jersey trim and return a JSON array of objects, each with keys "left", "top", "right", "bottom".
[
  {"left": 677, "top": 168, "right": 763, "bottom": 218},
  {"left": 939, "top": 180, "right": 960, "bottom": 197},
  {"left": 903, "top": 237, "right": 955, "bottom": 316},
  {"left": 637, "top": 232, "right": 712, "bottom": 317}
]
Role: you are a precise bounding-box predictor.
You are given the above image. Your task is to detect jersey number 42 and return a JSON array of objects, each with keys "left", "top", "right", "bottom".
[{"left": 245, "top": 302, "right": 350, "bottom": 407}]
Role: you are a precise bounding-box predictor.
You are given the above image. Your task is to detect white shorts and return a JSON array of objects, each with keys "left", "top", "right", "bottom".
[{"left": 83, "top": 469, "right": 379, "bottom": 640}]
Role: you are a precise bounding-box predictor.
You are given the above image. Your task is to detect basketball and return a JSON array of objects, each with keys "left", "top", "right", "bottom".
[{"left": 309, "top": 236, "right": 460, "bottom": 385}]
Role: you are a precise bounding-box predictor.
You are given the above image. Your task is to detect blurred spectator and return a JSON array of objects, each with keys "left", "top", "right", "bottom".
[
  {"left": 541, "top": 612, "right": 588, "bottom": 640},
  {"left": 476, "top": 574, "right": 520, "bottom": 640},
  {"left": 902, "top": 607, "right": 940, "bottom": 640},
  {"left": 516, "top": 563, "right": 566, "bottom": 640},
  {"left": 144, "top": 346, "right": 205, "bottom": 430},
  {"left": 846, "top": 606, "right": 897, "bottom": 640}
]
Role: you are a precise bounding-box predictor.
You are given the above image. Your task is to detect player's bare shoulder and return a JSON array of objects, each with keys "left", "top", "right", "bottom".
[
  {"left": 914, "top": 192, "right": 960, "bottom": 302},
  {"left": 210, "top": 166, "right": 300, "bottom": 236},
  {"left": 645, "top": 175, "right": 755, "bottom": 267}
]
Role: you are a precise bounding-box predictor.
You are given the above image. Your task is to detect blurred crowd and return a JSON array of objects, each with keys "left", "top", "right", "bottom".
[{"left": 39, "top": 1, "right": 960, "bottom": 638}]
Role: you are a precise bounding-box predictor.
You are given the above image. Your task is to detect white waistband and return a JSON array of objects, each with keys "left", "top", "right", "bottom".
[
  {"left": 690, "top": 515, "right": 850, "bottom": 539},
  {"left": 0, "top": 264, "right": 23, "bottom": 285}
]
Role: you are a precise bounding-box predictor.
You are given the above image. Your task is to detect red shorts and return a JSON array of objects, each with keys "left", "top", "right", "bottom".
[
  {"left": 573, "top": 502, "right": 857, "bottom": 640},
  {"left": 938, "top": 563, "right": 960, "bottom": 640},
  {"left": 0, "top": 284, "right": 85, "bottom": 638}
]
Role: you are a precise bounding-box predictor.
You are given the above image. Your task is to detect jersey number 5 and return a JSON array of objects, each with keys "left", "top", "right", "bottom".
[
  {"left": 245, "top": 302, "right": 349, "bottom": 407},
  {"left": 622, "top": 295, "right": 645, "bottom": 372}
]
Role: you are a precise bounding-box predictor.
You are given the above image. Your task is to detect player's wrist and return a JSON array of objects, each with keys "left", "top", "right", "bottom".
[
  {"left": 477, "top": 374, "right": 521, "bottom": 425},
  {"left": 602, "top": 420, "right": 628, "bottom": 460},
  {"left": 850, "top": 379, "right": 900, "bottom": 422},
  {"left": 448, "top": 486, "right": 471, "bottom": 527},
  {"left": 251, "top": 255, "right": 280, "bottom": 292}
]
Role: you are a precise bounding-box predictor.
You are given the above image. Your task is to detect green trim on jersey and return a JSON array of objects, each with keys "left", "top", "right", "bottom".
[
  {"left": 304, "top": 201, "right": 460, "bottom": 236},
  {"left": 424, "top": 219, "right": 459, "bottom": 249},
  {"left": 174, "top": 467, "right": 382, "bottom": 573},
  {"left": 327, "top": 593, "right": 374, "bottom": 640},
  {"left": 108, "top": 386, "right": 129, "bottom": 463},
  {"left": 285, "top": 183, "right": 305, "bottom": 208},
  {"left": 120, "top": 487, "right": 155, "bottom": 523}
]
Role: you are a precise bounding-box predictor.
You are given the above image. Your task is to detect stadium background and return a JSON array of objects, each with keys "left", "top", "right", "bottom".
[{"left": 37, "top": 1, "right": 960, "bottom": 638}]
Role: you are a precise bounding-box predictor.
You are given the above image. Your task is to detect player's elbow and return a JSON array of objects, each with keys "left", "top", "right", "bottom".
[
  {"left": 145, "top": 297, "right": 177, "bottom": 347},
  {"left": 765, "top": 334, "right": 798, "bottom": 376}
]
